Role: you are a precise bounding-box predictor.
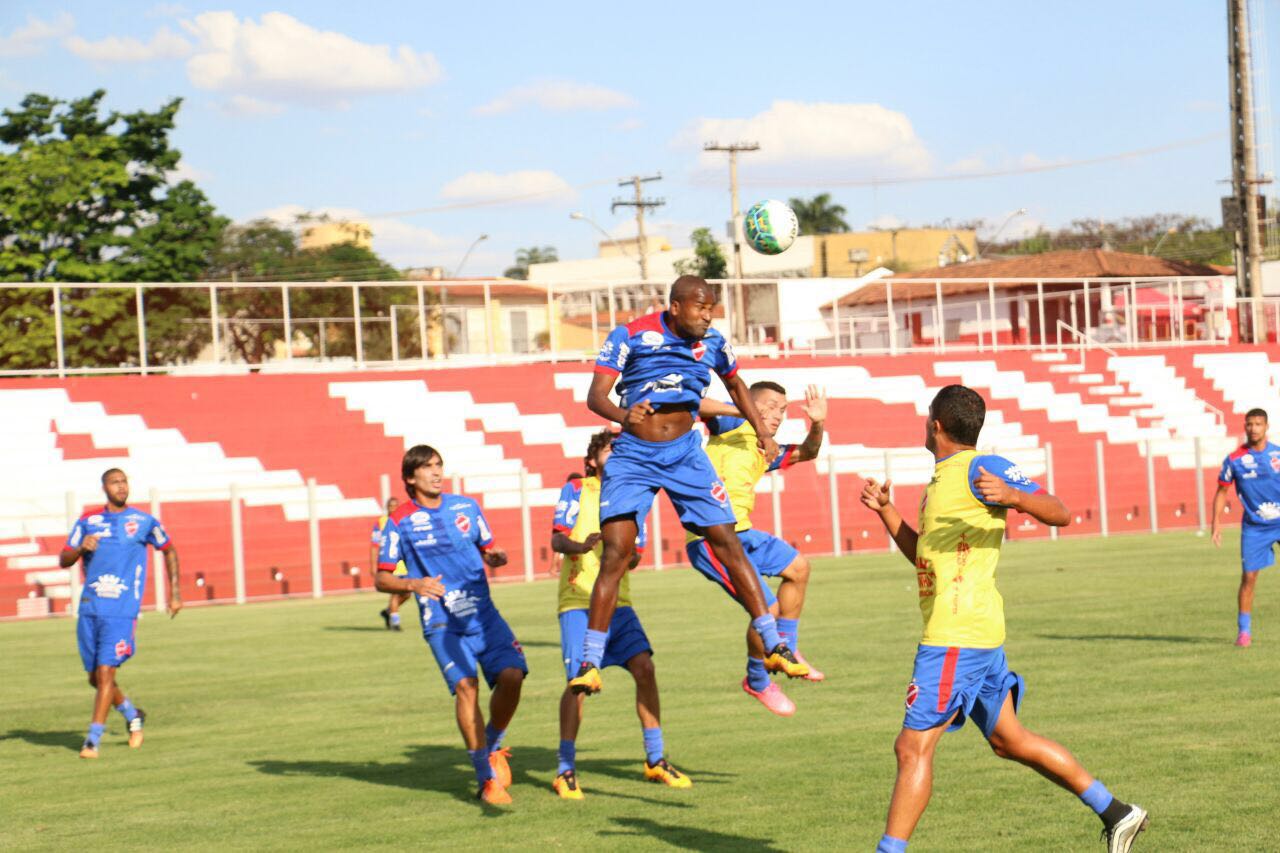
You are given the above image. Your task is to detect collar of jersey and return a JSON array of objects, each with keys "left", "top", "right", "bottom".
[{"left": 934, "top": 448, "right": 975, "bottom": 466}]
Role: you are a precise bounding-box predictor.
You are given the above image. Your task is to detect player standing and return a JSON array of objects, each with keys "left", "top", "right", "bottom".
[
  {"left": 371, "top": 496, "right": 410, "bottom": 631},
  {"left": 861, "top": 386, "right": 1147, "bottom": 853},
  {"left": 376, "top": 445, "right": 526, "bottom": 805},
  {"left": 1211, "top": 407, "right": 1280, "bottom": 647},
  {"left": 550, "top": 430, "right": 690, "bottom": 799},
  {"left": 570, "top": 275, "right": 807, "bottom": 696},
  {"left": 59, "top": 468, "right": 181, "bottom": 759},
  {"left": 691, "top": 383, "right": 828, "bottom": 716}
]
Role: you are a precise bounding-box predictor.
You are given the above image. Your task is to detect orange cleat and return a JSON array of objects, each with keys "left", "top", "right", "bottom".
[
  {"left": 79, "top": 742, "right": 99, "bottom": 759},
  {"left": 763, "top": 644, "right": 810, "bottom": 679},
  {"left": 489, "top": 747, "right": 512, "bottom": 788},
  {"left": 552, "top": 769, "right": 585, "bottom": 800},
  {"left": 643, "top": 758, "right": 692, "bottom": 788},
  {"left": 568, "top": 662, "right": 603, "bottom": 695},
  {"left": 478, "top": 777, "right": 512, "bottom": 805},
  {"left": 127, "top": 709, "right": 146, "bottom": 748}
]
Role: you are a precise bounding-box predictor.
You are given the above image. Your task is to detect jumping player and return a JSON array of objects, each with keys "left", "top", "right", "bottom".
[
  {"left": 861, "top": 385, "right": 1147, "bottom": 853},
  {"left": 376, "top": 445, "right": 527, "bottom": 805},
  {"left": 551, "top": 430, "right": 690, "bottom": 799},
  {"left": 1211, "top": 407, "right": 1280, "bottom": 647},
  {"left": 570, "top": 275, "right": 807, "bottom": 696},
  {"left": 691, "top": 383, "right": 828, "bottom": 716},
  {"left": 59, "top": 468, "right": 181, "bottom": 759},
  {"left": 371, "top": 496, "right": 410, "bottom": 631}
]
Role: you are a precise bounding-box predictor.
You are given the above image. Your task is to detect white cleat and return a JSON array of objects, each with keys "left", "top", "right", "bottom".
[{"left": 1102, "top": 805, "right": 1149, "bottom": 853}]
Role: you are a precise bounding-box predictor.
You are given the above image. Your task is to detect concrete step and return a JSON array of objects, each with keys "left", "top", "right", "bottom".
[
  {"left": 1087, "top": 385, "right": 1127, "bottom": 396},
  {"left": 1048, "top": 364, "right": 1085, "bottom": 374},
  {"left": 1031, "top": 352, "right": 1068, "bottom": 362},
  {"left": 16, "top": 596, "right": 50, "bottom": 619},
  {"left": 1069, "top": 373, "right": 1106, "bottom": 384},
  {"left": 0, "top": 542, "right": 38, "bottom": 557},
  {"left": 7, "top": 555, "right": 59, "bottom": 570}
]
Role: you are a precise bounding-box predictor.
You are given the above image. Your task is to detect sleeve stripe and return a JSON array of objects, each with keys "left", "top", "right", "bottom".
[
  {"left": 376, "top": 562, "right": 398, "bottom": 572},
  {"left": 158, "top": 541, "right": 175, "bottom": 552},
  {"left": 552, "top": 524, "right": 572, "bottom": 533},
  {"left": 719, "top": 365, "right": 739, "bottom": 379},
  {"left": 593, "top": 364, "right": 621, "bottom": 376},
  {"left": 1219, "top": 479, "right": 1232, "bottom": 487}
]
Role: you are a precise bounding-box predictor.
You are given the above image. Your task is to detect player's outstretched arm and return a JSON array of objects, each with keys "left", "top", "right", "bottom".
[
  {"left": 972, "top": 466, "right": 1070, "bottom": 527},
  {"left": 164, "top": 547, "right": 182, "bottom": 618},
  {"left": 860, "top": 478, "right": 919, "bottom": 563},
  {"left": 698, "top": 398, "right": 738, "bottom": 418},
  {"left": 791, "top": 385, "right": 827, "bottom": 464},
  {"left": 723, "top": 373, "right": 779, "bottom": 462},
  {"left": 552, "top": 531, "right": 600, "bottom": 555},
  {"left": 1210, "top": 483, "right": 1230, "bottom": 547},
  {"left": 375, "top": 570, "right": 445, "bottom": 599}
]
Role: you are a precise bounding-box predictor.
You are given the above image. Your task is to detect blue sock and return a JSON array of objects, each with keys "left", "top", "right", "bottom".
[
  {"left": 1079, "top": 779, "right": 1114, "bottom": 815},
  {"left": 777, "top": 617, "right": 800, "bottom": 651},
  {"left": 115, "top": 698, "right": 139, "bottom": 723},
  {"left": 746, "top": 657, "right": 771, "bottom": 692},
  {"left": 642, "top": 727, "right": 664, "bottom": 765},
  {"left": 557, "top": 739, "right": 576, "bottom": 774},
  {"left": 85, "top": 722, "right": 105, "bottom": 747},
  {"left": 876, "top": 835, "right": 908, "bottom": 853},
  {"left": 468, "top": 748, "right": 494, "bottom": 785},
  {"left": 389, "top": 611, "right": 401, "bottom": 626},
  {"left": 484, "top": 723, "right": 505, "bottom": 755},
  {"left": 582, "top": 628, "right": 608, "bottom": 668},
  {"left": 751, "top": 614, "right": 783, "bottom": 650},
  {"left": 1239, "top": 612, "right": 1252, "bottom": 634}
]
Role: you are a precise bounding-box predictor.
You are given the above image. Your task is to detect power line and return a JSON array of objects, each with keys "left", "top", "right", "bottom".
[{"left": 611, "top": 174, "right": 664, "bottom": 280}]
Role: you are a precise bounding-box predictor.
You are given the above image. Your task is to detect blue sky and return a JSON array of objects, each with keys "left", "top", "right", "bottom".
[{"left": 0, "top": 1, "right": 1273, "bottom": 275}]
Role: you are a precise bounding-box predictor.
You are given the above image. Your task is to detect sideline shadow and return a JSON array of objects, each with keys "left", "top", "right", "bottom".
[
  {"left": 1, "top": 729, "right": 85, "bottom": 752},
  {"left": 601, "top": 816, "right": 784, "bottom": 851},
  {"left": 250, "top": 744, "right": 723, "bottom": 811},
  {"left": 1034, "top": 632, "right": 1217, "bottom": 645}
]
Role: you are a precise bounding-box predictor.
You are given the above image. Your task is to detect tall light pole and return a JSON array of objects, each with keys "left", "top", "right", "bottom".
[
  {"left": 704, "top": 141, "right": 758, "bottom": 339},
  {"left": 976, "top": 208, "right": 1028, "bottom": 256},
  {"left": 454, "top": 233, "right": 488, "bottom": 278},
  {"left": 570, "top": 211, "right": 632, "bottom": 257},
  {"left": 1228, "top": 0, "right": 1265, "bottom": 341}
]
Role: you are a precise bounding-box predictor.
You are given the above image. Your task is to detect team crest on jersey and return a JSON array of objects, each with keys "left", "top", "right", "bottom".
[
  {"left": 90, "top": 574, "right": 127, "bottom": 599},
  {"left": 114, "top": 639, "right": 132, "bottom": 658},
  {"left": 88, "top": 514, "right": 103, "bottom": 524},
  {"left": 691, "top": 341, "right": 706, "bottom": 361},
  {"left": 124, "top": 520, "right": 139, "bottom": 537},
  {"left": 455, "top": 513, "right": 471, "bottom": 534},
  {"left": 641, "top": 330, "right": 664, "bottom": 347},
  {"left": 905, "top": 681, "right": 919, "bottom": 708},
  {"left": 710, "top": 483, "right": 727, "bottom": 503},
  {"left": 1242, "top": 454, "right": 1258, "bottom": 468}
]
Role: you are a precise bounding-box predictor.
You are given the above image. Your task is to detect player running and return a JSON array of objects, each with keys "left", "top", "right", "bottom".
[
  {"left": 862, "top": 385, "right": 1147, "bottom": 853},
  {"left": 570, "top": 275, "right": 807, "bottom": 697},
  {"left": 550, "top": 430, "right": 690, "bottom": 799},
  {"left": 1211, "top": 407, "right": 1280, "bottom": 647},
  {"left": 371, "top": 496, "right": 410, "bottom": 631},
  {"left": 376, "top": 445, "right": 527, "bottom": 805},
  {"left": 59, "top": 468, "right": 181, "bottom": 759},
  {"left": 692, "top": 382, "right": 828, "bottom": 716}
]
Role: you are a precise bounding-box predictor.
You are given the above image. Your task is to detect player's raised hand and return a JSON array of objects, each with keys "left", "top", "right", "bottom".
[
  {"left": 861, "top": 478, "right": 892, "bottom": 511},
  {"left": 483, "top": 547, "right": 509, "bottom": 568},
  {"left": 80, "top": 534, "right": 100, "bottom": 553},
  {"left": 411, "top": 574, "right": 446, "bottom": 599},
  {"left": 758, "top": 433, "right": 780, "bottom": 462},
  {"left": 625, "top": 399, "right": 655, "bottom": 429},
  {"left": 802, "top": 385, "right": 828, "bottom": 423},
  {"left": 973, "top": 466, "right": 1017, "bottom": 507}
]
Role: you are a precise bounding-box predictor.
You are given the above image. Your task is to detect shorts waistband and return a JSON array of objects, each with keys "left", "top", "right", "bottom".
[{"left": 615, "top": 429, "right": 699, "bottom": 449}]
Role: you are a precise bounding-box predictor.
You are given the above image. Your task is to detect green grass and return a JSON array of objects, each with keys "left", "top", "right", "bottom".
[{"left": 2, "top": 531, "right": 1277, "bottom": 851}]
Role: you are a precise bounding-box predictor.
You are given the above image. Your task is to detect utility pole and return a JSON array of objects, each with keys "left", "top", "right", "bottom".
[
  {"left": 704, "top": 141, "right": 759, "bottom": 339},
  {"left": 612, "top": 174, "right": 664, "bottom": 280},
  {"left": 1228, "top": 0, "right": 1264, "bottom": 341}
]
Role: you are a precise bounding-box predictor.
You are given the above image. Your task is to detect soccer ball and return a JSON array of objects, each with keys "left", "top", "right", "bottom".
[{"left": 743, "top": 199, "right": 799, "bottom": 255}]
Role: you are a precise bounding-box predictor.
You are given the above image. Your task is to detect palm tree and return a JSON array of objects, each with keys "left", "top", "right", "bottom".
[
  {"left": 788, "top": 194, "right": 851, "bottom": 235},
  {"left": 504, "top": 245, "right": 558, "bottom": 279}
]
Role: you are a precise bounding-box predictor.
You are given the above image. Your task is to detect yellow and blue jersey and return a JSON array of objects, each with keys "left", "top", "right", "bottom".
[
  {"left": 1219, "top": 442, "right": 1280, "bottom": 525},
  {"left": 372, "top": 514, "right": 407, "bottom": 576},
  {"left": 915, "top": 450, "right": 1041, "bottom": 649},
  {"left": 553, "top": 476, "right": 645, "bottom": 613},
  {"left": 687, "top": 415, "right": 796, "bottom": 541}
]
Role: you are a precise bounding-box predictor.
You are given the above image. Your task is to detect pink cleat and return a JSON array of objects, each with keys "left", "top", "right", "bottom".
[
  {"left": 1235, "top": 631, "right": 1252, "bottom": 647},
  {"left": 795, "top": 652, "right": 825, "bottom": 682},
  {"left": 742, "top": 677, "right": 796, "bottom": 717}
]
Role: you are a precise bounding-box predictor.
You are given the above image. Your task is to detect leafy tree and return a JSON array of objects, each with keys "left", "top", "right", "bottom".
[
  {"left": 504, "top": 246, "right": 557, "bottom": 280},
  {"left": 788, "top": 193, "right": 850, "bottom": 235},
  {"left": 983, "top": 213, "right": 1234, "bottom": 265},
  {"left": 674, "top": 228, "right": 728, "bottom": 279},
  {"left": 0, "top": 90, "right": 226, "bottom": 369}
]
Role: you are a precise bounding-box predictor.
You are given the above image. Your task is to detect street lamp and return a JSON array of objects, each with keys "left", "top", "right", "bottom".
[
  {"left": 570, "top": 211, "right": 632, "bottom": 258},
  {"left": 453, "top": 233, "right": 488, "bottom": 278},
  {"left": 977, "top": 208, "right": 1028, "bottom": 256}
]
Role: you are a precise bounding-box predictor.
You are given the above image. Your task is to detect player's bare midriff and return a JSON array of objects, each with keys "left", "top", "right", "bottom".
[{"left": 626, "top": 403, "right": 696, "bottom": 443}]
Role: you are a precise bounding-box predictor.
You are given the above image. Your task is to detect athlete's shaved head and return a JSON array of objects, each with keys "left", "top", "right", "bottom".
[
  {"left": 667, "top": 276, "right": 718, "bottom": 339},
  {"left": 669, "top": 275, "right": 715, "bottom": 305}
]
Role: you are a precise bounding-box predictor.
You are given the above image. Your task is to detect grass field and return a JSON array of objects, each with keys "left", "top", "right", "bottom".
[{"left": 2, "top": 530, "right": 1277, "bottom": 851}]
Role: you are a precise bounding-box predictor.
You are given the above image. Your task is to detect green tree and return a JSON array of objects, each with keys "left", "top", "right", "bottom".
[
  {"left": 0, "top": 90, "right": 226, "bottom": 369},
  {"left": 504, "top": 246, "right": 557, "bottom": 280},
  {"left": 674, "top": 228, "right": 728, "bottom": 279},
  {"left": 788, "top": 193, "right": 850, "bottom": 235}
]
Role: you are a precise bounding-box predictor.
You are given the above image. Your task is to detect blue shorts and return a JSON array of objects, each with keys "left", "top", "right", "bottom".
[
  {"left": 1240, "top": 523, "right": 1280, "bottom": 572},
  {"left": 600, "top": 430, "right": 736, "bottom": 532},
  {"left": 559, "top": 606, "right": 652, "bottom": 679},
  {"left": 77, "top": 615, "right": 137, "bottom": 672},
  {"left": 685, "top": 529, "right": 799, "bottom": 607},
  {"left": 423, "top": 608, "right": 528, "bottom": 694},
  {"left": 902, "top": 645, "right": 1024, "bottom": 739}
]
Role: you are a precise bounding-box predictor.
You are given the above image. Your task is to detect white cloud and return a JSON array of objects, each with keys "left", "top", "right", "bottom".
[
  {"left": 474, "top": 79, "right": 635, "bottom": 116},
  {"left": 252, "top": 204, "right": 472, "bottom": 268},
  {"left": 685, "top": 100, "right": 931, "bottom": 175},
  {"left": 947, "top": 155, "right": 988, "bottom": 175},
  {"left": 182, "top": 12, "right": 442, "bottom": 109},
  {"left": 166, "top": 160, "right": 209, "bottom": 184},
  {"left": 977, "top": 212, "right": 1043, "bottom": 242},
  {"left": 0, "top": 12, "right": 74, "bottom": 58},
  {"left": 866, "top": 214, "right": 905, "bottom": 231},
  {"left": 219, "top": 94, "right": 285, "bottom": 117},
  {"left": 65, "top": 26, "right": 191, "bottom": 63},
  {"left": 1017, "top": 153, "right": 1048, "bottom": 168},
  {"left": 439, "top": 170, "right": 574, "bottom": 205}
]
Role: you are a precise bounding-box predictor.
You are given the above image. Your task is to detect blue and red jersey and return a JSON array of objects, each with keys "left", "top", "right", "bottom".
[
  {"left": 378, "top": 494, "right": 498, "bottom": 629},
  {"left": 63, "top": 506, "right": 173, "bottom": 619},
  {"left": 1219, "top": 442, "right": 1280, "bottom": 525},
  {"left": 594, "top": 311, "right": 738, "bottom": 410}
]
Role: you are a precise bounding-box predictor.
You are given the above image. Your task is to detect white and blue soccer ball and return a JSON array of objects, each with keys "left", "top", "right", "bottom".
[{"left": 743, "top": 199, "right": 799, "bottom": 256}]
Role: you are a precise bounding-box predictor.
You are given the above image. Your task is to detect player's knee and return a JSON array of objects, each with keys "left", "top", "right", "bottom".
[
  {"left": 788, "top": 555, "right": 810, "bottom": 583},
  {"left": 454, "top": 678, "right": 479, "bottom": 700},
  {"left": 496, "top": 668, "right": 525, "bottom": 690},
  {"left": 627, "top": 651, "right": 656, "bottom": 683},
  {"left": 893, "top": 732, "right": 929, "bottom": 767},
  {"left": 986, "top": 731, "right": 1016, "bottom": 760}
]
